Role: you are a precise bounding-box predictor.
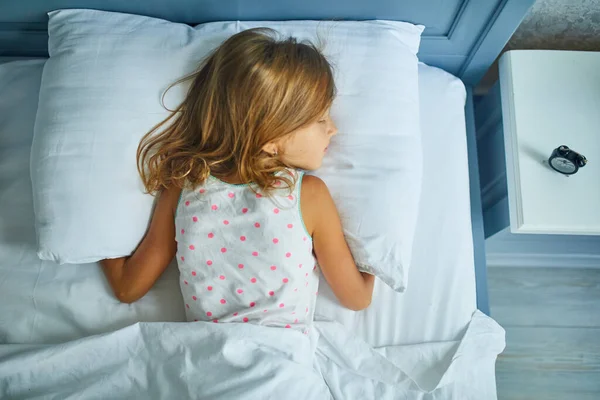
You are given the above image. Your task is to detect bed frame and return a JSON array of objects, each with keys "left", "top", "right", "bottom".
[{"left": 0, "top": 0, "right": 536, "bottom": 315}]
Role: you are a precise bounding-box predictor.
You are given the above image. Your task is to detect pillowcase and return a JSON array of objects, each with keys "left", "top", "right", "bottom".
[{"left": 31, "top": 9, "right": 423, "bottom": 291}]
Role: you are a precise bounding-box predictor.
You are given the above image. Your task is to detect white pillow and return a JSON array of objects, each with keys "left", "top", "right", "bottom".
[{"left": 31, "top": 9, "right": 423, "bottom": 291}]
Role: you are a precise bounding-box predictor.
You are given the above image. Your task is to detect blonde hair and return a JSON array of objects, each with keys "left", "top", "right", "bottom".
[{"left": 137, "top": 27, "right": 336, "bottom": 194}]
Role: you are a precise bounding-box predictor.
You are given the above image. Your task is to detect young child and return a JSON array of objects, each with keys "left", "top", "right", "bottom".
[{"left": 101, "top": 28, "right": 374, "bottom": 332}]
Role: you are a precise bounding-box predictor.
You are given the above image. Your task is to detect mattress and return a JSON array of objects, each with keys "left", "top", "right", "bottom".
[{"left": 0, "top": 60, "right": 475, "bottom": 347}]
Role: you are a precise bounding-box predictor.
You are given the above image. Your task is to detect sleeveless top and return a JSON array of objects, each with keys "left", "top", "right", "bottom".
[{"left": 175, "top": 169, "right": 319, "bottom": 333}]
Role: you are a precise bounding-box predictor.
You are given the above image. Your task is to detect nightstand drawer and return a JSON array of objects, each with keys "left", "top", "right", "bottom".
[{"left": 475, "top": 50, "right": 600, "bottom": 238}]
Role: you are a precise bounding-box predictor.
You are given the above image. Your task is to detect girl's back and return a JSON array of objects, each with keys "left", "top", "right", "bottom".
[{"left": 177, "top": 170, "right": 317, "bottom": 331}]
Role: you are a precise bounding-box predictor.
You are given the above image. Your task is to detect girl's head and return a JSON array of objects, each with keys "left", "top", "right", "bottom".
[{"left": 138, "top": 27, "right": 337, "bottom": 194}]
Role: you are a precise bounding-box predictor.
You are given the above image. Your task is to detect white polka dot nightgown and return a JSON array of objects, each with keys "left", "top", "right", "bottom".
[{"left": 175, "top": 170, "right": 318, "bottom": 333}]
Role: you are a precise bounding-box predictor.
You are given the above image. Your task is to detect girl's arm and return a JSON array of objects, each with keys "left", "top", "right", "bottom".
[
  {"left": 302, "top": 175, "right": 375, "bottom": 311},
  {"left": 101, "top": 186, "right": 182, "bottom": 303}
]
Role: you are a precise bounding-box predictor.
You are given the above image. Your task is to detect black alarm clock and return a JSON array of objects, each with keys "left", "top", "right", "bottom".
[{"left": 548, "top": 145, "right": 587, "bottom": 175}]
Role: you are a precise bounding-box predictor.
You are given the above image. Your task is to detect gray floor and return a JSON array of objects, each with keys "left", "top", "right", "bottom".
[{"left": 488, "top": 267, "right": 600, "bottom": 400}]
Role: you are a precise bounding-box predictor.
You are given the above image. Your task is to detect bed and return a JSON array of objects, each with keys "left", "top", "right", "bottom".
[{"left": 0, "top": 1, "right": 534, "bottom": 398}]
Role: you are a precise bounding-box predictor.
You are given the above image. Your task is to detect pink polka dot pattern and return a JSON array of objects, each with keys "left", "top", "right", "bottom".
[{"left": 175, "top": 169, "right": 318, "bottom": 330}]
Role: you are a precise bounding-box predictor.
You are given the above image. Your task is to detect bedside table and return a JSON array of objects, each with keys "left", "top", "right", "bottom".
[{"left": 475, "top": 50, "right": 600, "bottom": 238}]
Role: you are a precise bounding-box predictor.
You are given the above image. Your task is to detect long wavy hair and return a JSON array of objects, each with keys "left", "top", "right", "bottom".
[{"left": 137, "top": 27, "right": 336, "bottom": 195}]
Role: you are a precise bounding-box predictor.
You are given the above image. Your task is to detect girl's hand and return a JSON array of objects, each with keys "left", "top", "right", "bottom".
[
  {"left": 302, "top": 176, "right": 375, "bottom": 311},
  {"left": 100, "top": 186, "right": 182, "bottom": 303}
]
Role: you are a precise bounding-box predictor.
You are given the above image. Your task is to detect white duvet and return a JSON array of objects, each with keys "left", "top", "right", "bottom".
[{"left": 0, "top": 312, "right": 503, "bottom": 399}]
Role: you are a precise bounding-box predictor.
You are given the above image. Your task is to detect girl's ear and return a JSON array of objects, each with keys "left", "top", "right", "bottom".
[{"left": 262, "top": 142, "right": 279, "bottom": 156}]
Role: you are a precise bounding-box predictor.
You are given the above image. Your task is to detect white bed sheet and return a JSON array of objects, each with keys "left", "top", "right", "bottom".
[{"left": 1, "top": 60, "right": 474, "bottom": 347}]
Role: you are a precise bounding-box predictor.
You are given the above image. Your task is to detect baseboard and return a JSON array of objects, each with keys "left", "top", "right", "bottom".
[{"left": 486, "top": 252, "right": 600, "bottom": 268}]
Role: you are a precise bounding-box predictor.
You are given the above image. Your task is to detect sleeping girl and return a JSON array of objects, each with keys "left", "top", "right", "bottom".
[{"left": 100, "top": 28, "right": 374, "bottom": 333}]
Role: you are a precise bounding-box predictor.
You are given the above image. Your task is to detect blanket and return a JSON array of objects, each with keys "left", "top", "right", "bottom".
[{"left": 0, "top": 311, "right": 504, "bottom": 399}]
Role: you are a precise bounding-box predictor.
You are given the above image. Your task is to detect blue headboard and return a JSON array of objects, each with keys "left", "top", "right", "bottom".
[{"left": 1, "top": 0, "right": 534, "bottom": 85}]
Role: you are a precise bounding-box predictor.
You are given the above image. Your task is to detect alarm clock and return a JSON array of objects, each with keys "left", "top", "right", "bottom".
[{"left": 548, "top": 145, "right": 587, "bottom": 175}]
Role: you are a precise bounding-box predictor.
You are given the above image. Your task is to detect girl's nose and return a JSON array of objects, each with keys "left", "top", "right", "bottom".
[{"left": 329, "top": 120, "right": 338, "bottom": 137}]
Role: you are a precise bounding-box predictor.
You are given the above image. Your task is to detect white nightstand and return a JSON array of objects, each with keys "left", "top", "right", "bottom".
[{"left": 477, "top": 50, "right": 600, "bottom": 237}]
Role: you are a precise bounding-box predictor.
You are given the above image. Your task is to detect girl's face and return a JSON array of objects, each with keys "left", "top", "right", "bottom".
[{"left": 269, "top": 109, "right": 338, "bottom": 171}]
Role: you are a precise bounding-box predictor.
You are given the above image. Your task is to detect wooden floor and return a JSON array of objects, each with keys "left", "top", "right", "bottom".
[{"left": 488, "top": 267, "right": 600, "bottom": 400}]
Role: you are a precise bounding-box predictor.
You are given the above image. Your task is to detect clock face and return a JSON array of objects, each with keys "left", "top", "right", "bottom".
[{"left": 550, "top": 156, "right": 577, "bottom": 174}]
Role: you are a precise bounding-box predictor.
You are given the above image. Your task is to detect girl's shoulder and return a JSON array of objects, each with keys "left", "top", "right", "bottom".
[
  {"left": 299, "top": 174, "right": 327, "bottom": 201},
  {"left": 161, "top": 186, "right": 183, "bottom": 216},
  {"left": 299, "top": 174, "right": 330, "bottom": 238}
]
